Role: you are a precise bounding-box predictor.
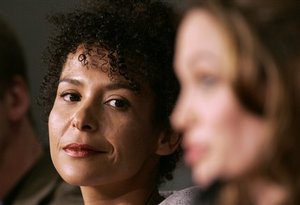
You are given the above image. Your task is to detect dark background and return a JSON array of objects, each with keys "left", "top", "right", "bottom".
[{"left": 0, "top": 0, "right": 192, "bottom": 190}]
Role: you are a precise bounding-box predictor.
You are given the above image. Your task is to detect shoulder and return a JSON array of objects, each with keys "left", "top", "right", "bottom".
[
  {"left": 159, "top": 186, "right": 201, "bottom": 205},
  {"left": 7, "top": 152, "right": 83, "bottom": 205},
  {"left": 48, "top": 180, "right": 83, "bottom": 205},
  {"left": 34, "top": 152, "right": 83, "bottom": 205}
]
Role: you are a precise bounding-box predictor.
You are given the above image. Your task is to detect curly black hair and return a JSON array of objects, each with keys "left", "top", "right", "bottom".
[{"left": 39, "top": 0, "right": 181, "bottom": 185}]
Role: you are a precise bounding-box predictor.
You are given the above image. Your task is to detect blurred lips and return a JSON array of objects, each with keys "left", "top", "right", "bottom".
[
  {"left": 184, "top": 144, "right": 207, "bottom": 166},
  {"left": 63, "top": 143, "right": 106, "bottom": 158}
]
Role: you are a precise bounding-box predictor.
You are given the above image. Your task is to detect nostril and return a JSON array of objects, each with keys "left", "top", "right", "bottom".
[
  {"left": 82, "top": 124, "right": 93, "bottom": 131},
  {"left": 71, "top": 106, "right": 98, "bottom": 132},
  {"left": 72, "top": 119, "right": 79, "bottom": 128},
  {"left": 72, "top": 118, "right": 95, "bottom": 131}
]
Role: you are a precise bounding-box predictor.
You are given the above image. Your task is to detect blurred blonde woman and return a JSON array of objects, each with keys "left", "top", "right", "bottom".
[{"left": 164, "top": 0, "right": 300, "bottom": 204}]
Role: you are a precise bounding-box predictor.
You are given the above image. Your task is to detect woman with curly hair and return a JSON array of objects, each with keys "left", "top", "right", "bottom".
[
  {"left": 39, "top": 0, "right": 181, "bottom": 204},
  {"left": 164, "top": 0, "right": 300, "bottom": 204}
]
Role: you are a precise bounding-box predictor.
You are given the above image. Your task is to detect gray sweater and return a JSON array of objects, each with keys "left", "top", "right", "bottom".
[{"left": 159, "top": 182, "right": 221, "bottom": 205}]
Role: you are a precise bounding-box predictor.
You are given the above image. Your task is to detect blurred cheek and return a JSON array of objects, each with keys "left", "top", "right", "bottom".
[
  {"left": 211, "top": 108, "right": 268, "bottom": 179},
  {"left": 171, "top": 87, "right": 190, "bottom": 130},
  {"left": 0, "top": 106, "right": 9, "bottom": 146},
  {"left": 195, "top": 99, "right": 248, "bottom": 173}
]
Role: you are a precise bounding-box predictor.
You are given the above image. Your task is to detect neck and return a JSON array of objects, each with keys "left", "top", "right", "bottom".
[
  {"left": 246, "top": 177, "right": 288, "bottom": 205},
  {"left": 81, "top": 174, "right": 161, "bottom": 205},
  {"left": 0, "top": 118, "right": 43, "bottom": 198},
  {"left": 218, "top": 176, "right": 288, "bottom": 205}
]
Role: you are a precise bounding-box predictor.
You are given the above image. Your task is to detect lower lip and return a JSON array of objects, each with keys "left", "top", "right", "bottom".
[{"left": 63, "top": 148, "right": 104, "bottom": 158}]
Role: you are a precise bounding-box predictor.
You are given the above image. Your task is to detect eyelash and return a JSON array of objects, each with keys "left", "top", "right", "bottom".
[
  {"left": 60, "top": 92, "right": 81, "bottom": 102},
  {"left": 104, "top": 98, "right": 130, "bottom": 111},
  {"left": 59, "top": 92, "right": 130, "bottom": 111}
]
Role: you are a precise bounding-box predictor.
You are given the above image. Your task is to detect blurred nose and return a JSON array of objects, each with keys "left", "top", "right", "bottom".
[
  {"left": 71, "top": 100, "right": 99, "bottom": 132},
  {"left": 171, "top": 89, "right": 196, "bottom": 133}
]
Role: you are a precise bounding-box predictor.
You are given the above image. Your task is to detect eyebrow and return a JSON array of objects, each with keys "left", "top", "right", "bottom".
[
  {"left": 59, "top": 78, "right": 82, "bottom": 86},
  {"left": 188, "top": 52, "right": 219, "bottom": 67},
  {"left": 105, "top": 82, "right": 136, "bottom": 92},
  {"left": 175, "top": 51, "right": 218, "bottom": 70},
  {"left": 186, "top": 52, "right": 221, "bottom": 73},
  {"left": 59, "top": 78, "right": 137, "bottom": 92}
]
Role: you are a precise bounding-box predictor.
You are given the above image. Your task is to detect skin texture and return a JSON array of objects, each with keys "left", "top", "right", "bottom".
[
  {"left": 40, "top": 0, "right": 181, "bottom": 189},
  {"left": 48, "top": 47, "right": 176, "bottom": 204},
  {"left": 172, "top": 9, "right": 271, "bottom": 188}
]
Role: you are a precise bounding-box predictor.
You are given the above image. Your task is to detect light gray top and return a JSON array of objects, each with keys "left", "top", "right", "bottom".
[
  {"left": 159, "top": 182, "right": 221, "bottom": 205},
  {"left": 159, "top": 186, "right": 201, "bottom": 205}
]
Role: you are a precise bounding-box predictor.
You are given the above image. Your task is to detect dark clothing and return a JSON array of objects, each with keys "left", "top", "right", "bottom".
[{"left": 3, "top": 152, "right": 83, "bottom": 205}]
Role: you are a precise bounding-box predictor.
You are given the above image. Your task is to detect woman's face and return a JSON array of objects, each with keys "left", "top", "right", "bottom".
[
  {"left": 49, "top": 47, "right": 161, "bottom": 187},
  {"left": 172, "top": 10, "right": 270, "bottom": 187}
]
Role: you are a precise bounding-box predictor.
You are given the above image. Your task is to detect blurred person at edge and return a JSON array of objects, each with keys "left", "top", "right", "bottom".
[
  {"left": 162, "top": 0, "right": 300, "bottom": 204},
  {"left": 0, "top": 17, "right": 83, "bottom": 205}
]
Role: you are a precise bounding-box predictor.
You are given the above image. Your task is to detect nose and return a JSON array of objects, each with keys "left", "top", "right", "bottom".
[
  {"left": 171, "top": 89, "right": 196, "bottom": 133},
  {"left": 71, "top": 101, "right": 99, "bottom": 132}
]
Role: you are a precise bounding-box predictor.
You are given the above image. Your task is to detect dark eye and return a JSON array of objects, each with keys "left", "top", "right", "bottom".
[
  {"left": 105, "top": 98, "right": 130, "bottom": 110},
  {"left": 60, "top": 92, "right": 81, "bottom": 102}
]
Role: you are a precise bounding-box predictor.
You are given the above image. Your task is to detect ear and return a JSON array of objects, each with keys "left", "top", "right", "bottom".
[
  {"left": 155, "top": 127, "right": 181, "bottom": 156},
  {"left": 4, "top": 76, "right": 30, "bottom": 122}
]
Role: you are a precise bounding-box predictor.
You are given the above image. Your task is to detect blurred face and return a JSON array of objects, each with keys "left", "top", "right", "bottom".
[
  {"left": 49, "top": 47, "right": 161, "bottom": 187},
  {"left": 0, "top": 93, "right": 9, "bottom": 154},
  {"left": 172, "top": 10, "right": 270, "bottom": 187},
  {"left": 0, "top": 101, "right": 6, "bottom": 149}
]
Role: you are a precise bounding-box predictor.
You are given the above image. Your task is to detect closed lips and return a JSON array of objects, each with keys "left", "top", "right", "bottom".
[{"left": 63, "top": 143, "right": 106, "bottom": 157}]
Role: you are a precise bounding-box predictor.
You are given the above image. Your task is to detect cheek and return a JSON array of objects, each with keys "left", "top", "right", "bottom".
[
  {"left": 48, "top": 104, "right": 68, "bottom": 150},
  {"left": 211, "top": 106, "right": 245, "bottom": 155},
  {"left": 116, "top": 123, "right": 155, "bottom": 151},
  {"left": 48, "top": 110, "right": 59, "bottom": 155},
  {"left": 194, "top": 102, "right": 236, "bottom": 152},
  {"left": 48, "top": 105, "right": 74, "bottom": 174},
  {"left": 110, "top": 120, "right": 157, "bottom": 164},
  {"left": 48, "top": 109, "right": 60, "bottom": 169},
  {"left": 211, "top": 104, "right": 268, "bottom": 178},
  {"left": 204, "top": 89, "right": 244, "bottom": 136},
  {"left": 229, "top": 115, "right": 269, "bottom": 173},
  {"left": 199, "top": 94, "right": 246, "bottom": 158}
]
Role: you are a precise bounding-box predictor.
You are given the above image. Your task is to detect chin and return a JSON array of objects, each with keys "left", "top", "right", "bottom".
[
  {"left": 59, "top": 171, "right": 97, "bottom": 186},
  {"left": 192, "top": 169, "right": 215, "bottom": 188},
  {"left": 57, "top": 169, "right": 82, "bottom": 185},
  {"left": 53, "top": 161, "right": 86, "bottom": 185},
  {"left": 192, "top": 160, "right": 225, "bottom": 188}
]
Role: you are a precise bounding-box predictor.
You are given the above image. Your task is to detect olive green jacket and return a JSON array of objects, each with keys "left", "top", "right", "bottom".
[{"left": 3, "top": 152, "right": 83, "bottom": 205}]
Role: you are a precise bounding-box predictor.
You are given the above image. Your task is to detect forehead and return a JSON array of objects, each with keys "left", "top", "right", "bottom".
[
  {"left": 62, "top": 51, "right": 124, "bottom": 87},
  {"left": 65, "top": 46, "right": 111, "bottom": 71},
  {"left": 175, "top": 9, "right": 236, "bottom": 78},
  {"left": 61, "top": 46, "right": 153, "bottom": 95},
  {"left": 62, "top": 46, "right": 129, "bottom": 83}
]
